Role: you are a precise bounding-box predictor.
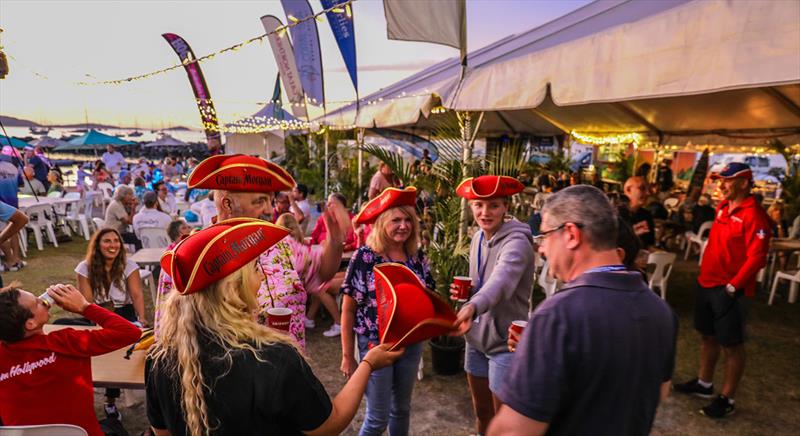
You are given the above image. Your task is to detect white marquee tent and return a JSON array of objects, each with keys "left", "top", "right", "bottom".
[{"left": 323, "top": 0, "right": 800, "bottom": 144}]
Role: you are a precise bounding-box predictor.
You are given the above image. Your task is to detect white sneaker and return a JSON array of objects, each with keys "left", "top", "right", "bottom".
[
  {"left": 323, "top": 323, "right": 341, "bottom": 337},
  {"left": 304, "top": 318, "right": 316, "bottom": 329}
]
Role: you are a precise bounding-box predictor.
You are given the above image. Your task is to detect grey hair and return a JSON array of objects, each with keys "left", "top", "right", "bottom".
[
  {"left": 541, "top": 185, "right": 618, "bottom": 250},
  {"left": 113, "top": 185, "right": 134, "bottom": 202}
]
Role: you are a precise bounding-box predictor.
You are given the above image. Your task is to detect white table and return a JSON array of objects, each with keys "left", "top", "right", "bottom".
[
  {"left": 43, "top": 325, "right": 146, "bottom": 389},
  {"left": 17, "top": 196, "right": 75, "bottom": 212},
  {"left": 129, "top": 248, "right": 166, "bottom": 267}
]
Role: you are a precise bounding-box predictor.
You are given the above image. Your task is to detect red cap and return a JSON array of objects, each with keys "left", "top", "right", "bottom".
[
  {"left": 374, "top": 263, "right": 457, "bottom": 350},
  {"left": 187, "top": 154, "right": 295, "bottom": 192},
  {"left": 456, "top": 176, "right": 524, "bottom": 200},
  {"left": 354, "top": 187, "right": 417, "bottom": 225},
  {"left": 160, "top": 218, "right": 289, "bottom": 295}
]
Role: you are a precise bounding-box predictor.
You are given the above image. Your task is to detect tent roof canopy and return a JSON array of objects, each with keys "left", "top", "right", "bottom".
[
  {"left": 0, "top": 136, "right": 32, "bottom": 149},
  {"left": 322, "top": 0, "right": 800, "bottom": 144},
  {"left": 55, "top": 129, "right": 136, "bottom": 151},
  {"left": 144, "top": 134, "right": 189, "bottom": 148}
]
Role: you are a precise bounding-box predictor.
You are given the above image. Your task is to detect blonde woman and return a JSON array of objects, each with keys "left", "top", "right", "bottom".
[
  {"left": 147, "top": 218, "right": 403, "bottom": 436},
  {"left": 340, "top": 187, "right": 434, "bottom": 436}
]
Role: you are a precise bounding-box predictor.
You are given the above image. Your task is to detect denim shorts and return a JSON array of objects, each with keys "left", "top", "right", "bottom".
[{"left": 464, "top": 342, "right": 514, "bottom": 393}]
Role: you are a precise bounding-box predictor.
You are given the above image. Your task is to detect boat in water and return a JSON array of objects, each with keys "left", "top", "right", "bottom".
[
  {"left": 29, "top": 126, "right": 51, "bottom": 135},
  {"left": 128, "top": 131, "right": 143, "bottom": 137}
]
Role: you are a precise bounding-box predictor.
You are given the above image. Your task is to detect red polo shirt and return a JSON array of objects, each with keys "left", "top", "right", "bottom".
[{"left": 698, "top": 196, "right": 771, "bottom": 296}]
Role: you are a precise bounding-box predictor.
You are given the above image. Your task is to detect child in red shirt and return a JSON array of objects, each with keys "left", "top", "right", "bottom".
[{"left": 0, "top": 284, "right": 141, "bottom": 435}]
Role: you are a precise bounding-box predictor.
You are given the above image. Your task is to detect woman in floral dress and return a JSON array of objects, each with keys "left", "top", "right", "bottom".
[{"left": 340, "top": 187, "right": 434, "bottom": 436}]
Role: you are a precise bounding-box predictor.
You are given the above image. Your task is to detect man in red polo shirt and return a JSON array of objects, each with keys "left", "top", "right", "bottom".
[{"left": 674, "top": 162, "right": 771, "bottom": 418}]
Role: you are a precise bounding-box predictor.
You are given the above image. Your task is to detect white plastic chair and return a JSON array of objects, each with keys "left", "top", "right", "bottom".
[
  {"left": 538, "top": 261, "right": 559, "bottom": 298},
  {"left": 17, "top": 230, "right": 27, "bottom": 258},
  {"left": 0, "top": 424, "right": 88, "bottom": 436},
  {"left": 139, "top": 227, "right": 170, "bottom": 249},
  {"left": 790, "top": 215, "right": 800, "bottom": 239},
  {"left": 92, "top": 217, "right": 105, "bottom": 231},
  {"left": 63, "top": 199, "right": 92, "bottom": 240},
  {"left": 85, "top": 191, "right": 105, "bottom": 217},
  {"left": 46, "top": 191, "right": 63, "bottom": 198},
  {"left": 23, "top": 204, "right": 58, "bottom": 250},
  {"left": 96, "top": 182, "right": 114, "bottom": 200},
  {"left": 139, "top": 268, "right": 157, "bottom": 305},
  {"left": 684, "top": 220, "right": 713, "bottom": 260},
  {"left": 769, "top": 268, "right": 800, "bottom": 305},
  {"left": 663, "top": 197, "right": 679, "bottom": 216},
  {"left": 647, "top": 251, "right": 677, "bottom": 299}
]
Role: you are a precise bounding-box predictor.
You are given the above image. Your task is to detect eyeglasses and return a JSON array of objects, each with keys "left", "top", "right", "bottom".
[{"left": 533, "top": 222, "right": 584, "bottom": 242}]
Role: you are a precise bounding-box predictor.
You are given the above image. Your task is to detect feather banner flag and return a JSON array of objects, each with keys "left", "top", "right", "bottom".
[
  {"left": 383, "top": 0, "right": 467, "bottom": 64},
  {"left": 321, "top": 0, "right": 357, "bottom": 93},
  {"left": 162, "top": 33, "right": 222, "bottom": 153},
  {"left": 281, "top": 0, "right": 325, "bottom": 108},
  {"left": 261, "top": 15, "right": 309, "bottom": 120}
]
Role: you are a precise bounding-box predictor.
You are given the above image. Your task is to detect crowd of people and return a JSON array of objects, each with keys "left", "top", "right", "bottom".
[{"left": 0, "top": 147, "right": 779, "bottom": 435}]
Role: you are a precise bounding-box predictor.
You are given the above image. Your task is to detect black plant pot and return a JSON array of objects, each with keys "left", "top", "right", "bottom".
[{"left": 429, "top": 336, "right": 465, "bottom": 375}]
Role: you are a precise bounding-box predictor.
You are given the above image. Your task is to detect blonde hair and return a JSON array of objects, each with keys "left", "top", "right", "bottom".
[
  {"left": 276, "top": 213, "right": 304, "bottom": 242},
  {"left": 149, "top": 263, "right": 300, "bottom": 435},
  {"left": 366, "top": 205, "right": 419, "bottom": 256}
]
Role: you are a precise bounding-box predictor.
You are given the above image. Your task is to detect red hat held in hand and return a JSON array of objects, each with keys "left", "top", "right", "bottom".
[
  {"left": 456, "top": 175, "right": 524, "bottom": 200},
  {"left": 161, "top": 218, "right": 289, "bottom": 295},
  {"left": 374, "top": 263, "right": 457, "bottom": 350},
  {"left": 187, "top": 154, "right": 296, "bottom": 193},
  {"left": 355, "top": 187, "right": 417, "bottom": 225}
]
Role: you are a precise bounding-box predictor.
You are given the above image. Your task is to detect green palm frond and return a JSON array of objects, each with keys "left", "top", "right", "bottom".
[
  {"left": 485, "top": 137, "right": 527, "bottom": 177},
  {"left": 360, "top": 143, "right": 411, "bottom": 186}
]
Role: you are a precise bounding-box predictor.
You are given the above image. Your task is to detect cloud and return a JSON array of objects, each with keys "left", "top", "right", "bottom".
[{"left": 325, "top": 60, "right": 439, "bottom": 73}]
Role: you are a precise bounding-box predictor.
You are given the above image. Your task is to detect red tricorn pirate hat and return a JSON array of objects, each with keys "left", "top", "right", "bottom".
[
  {"left": 355, "top": 187, "right": 417, "bottom": 225},
  {"left": 187, "top": 154, "right": 296, "bottom": 193},
  {"left": 456, "top": 175, "right": 524, "bottom": 200},
  {"left": 373, "top": 263, "right": 457, "bottom": 350},
  {"left": 160, "top": 218, "right": 289, "bottom": 295}
]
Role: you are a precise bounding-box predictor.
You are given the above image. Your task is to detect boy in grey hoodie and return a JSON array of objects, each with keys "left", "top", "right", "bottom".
[{"left": 452, "top": 175, "right": 534, "bottom": 435}]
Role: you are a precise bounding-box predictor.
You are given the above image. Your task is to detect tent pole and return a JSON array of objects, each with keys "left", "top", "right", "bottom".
[
  {"left": 324, "top": 129, "right": 329, "bottom": 199},
  {"left": 357, "top": 128, "right": 364, "bottom": 209}
]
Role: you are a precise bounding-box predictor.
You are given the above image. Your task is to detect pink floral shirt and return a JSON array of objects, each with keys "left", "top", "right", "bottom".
[{"left": 256, "top": 241, "right": 307, "bottom": 348}]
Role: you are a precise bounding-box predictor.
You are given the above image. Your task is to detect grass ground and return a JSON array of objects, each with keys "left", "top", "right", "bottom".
[{"left": 6, "top": 238, "right": 799, "bottom": 435}]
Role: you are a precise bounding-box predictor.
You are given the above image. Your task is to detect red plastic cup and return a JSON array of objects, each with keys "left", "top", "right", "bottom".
[
  {"left": 452, "top": 276, "right": 472, "bottom": 302},
  {"left": 509, "top": 320, "right": 528, "bottom": 338},
  {"left": 267, "top": 307, "right": 293, "bottom": 332}
]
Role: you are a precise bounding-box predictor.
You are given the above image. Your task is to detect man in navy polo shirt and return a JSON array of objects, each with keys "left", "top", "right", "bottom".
[
  {"left": 674, "top": 162, "right": 770, "bottom": 418},
  {"left": 488, "top": 185, "right": 676, "bottom": 436}
]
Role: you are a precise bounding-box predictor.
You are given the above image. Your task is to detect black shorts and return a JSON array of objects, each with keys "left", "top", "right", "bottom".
[{"left": 693, "top": 283, "right": 747, "bottom": 346}]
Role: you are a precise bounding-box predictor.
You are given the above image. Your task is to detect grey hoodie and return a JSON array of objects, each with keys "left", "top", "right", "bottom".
[{"left": 466, "top": 219, "right": 534, "bottom": 355}]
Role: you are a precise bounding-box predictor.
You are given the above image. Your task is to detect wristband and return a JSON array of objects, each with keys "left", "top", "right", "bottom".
[{"left": 361, "top": 358, "right": 375, "bottom": 371}]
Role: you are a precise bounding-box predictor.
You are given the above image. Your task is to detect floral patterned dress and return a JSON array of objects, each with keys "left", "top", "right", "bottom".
[
  {"left": 340, "top": 245, "right": 435, "bottom": 346},
  {"left": 256, "top": 241, "right": 307, "bottom": 348}
]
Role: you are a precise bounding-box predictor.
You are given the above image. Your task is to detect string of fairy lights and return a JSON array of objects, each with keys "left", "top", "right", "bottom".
[{"left": 71, "top": 0, "right": 356, "bottom": 87}]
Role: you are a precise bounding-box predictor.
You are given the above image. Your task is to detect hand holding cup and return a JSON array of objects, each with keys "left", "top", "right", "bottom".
[
  {"left": 507, "top": 320, "right": 528, "bottom": 353},
  {"left": 46, "top": 284, "right": 90, "bottom": 314}
]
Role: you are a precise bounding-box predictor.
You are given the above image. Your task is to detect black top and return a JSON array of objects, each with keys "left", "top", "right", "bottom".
[
  {"left": 146, "top": 340, "right": 332, "bottom": 436},
  {"left": 497, "top": 271, "right": 678, "bottom": 436},
  {"left": 619, "top": 205, "right": 656, "bottom": 248}
]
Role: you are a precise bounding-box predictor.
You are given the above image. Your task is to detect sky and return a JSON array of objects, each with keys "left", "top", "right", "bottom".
[{"left": 0, "top": 0, "right": 590, "bottom": 129}]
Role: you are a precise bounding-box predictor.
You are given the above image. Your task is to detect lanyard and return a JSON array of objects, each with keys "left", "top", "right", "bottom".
[
  {"left": 583, "top": 265, "right": 627, "bottom": 274},
  {"left": 476, "top": 232, "right": 487, "bottom": 290}
]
